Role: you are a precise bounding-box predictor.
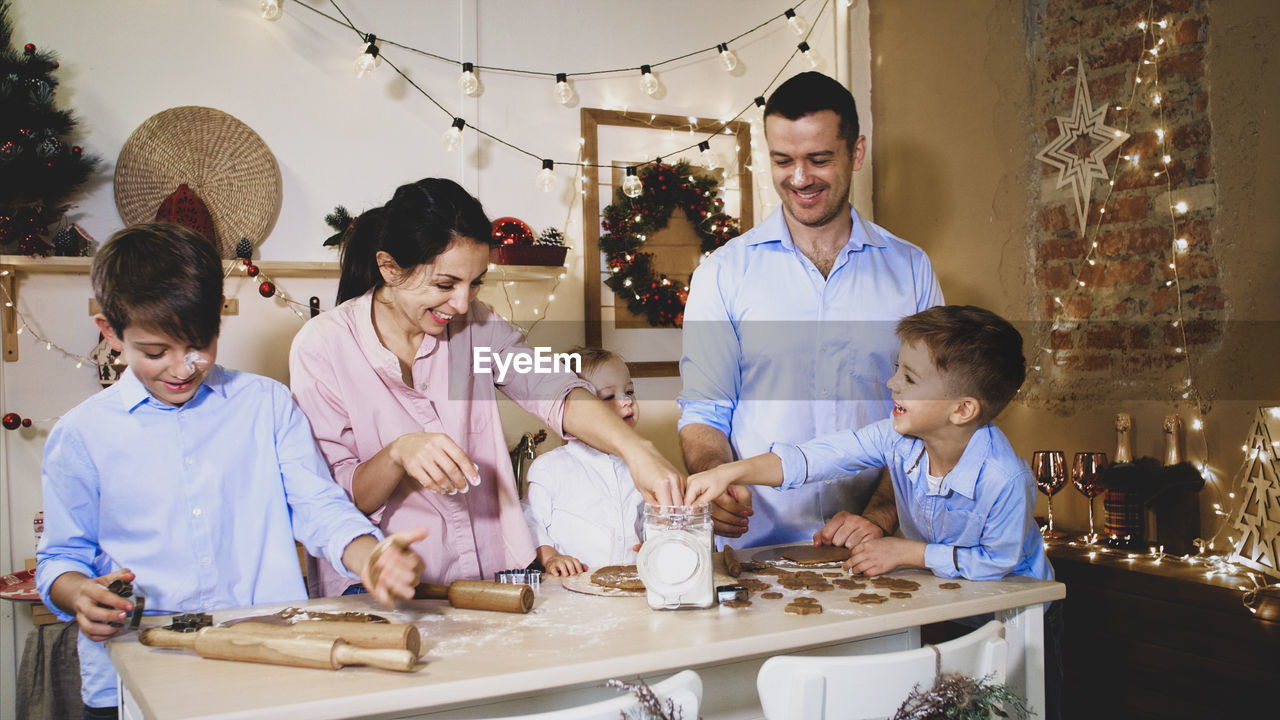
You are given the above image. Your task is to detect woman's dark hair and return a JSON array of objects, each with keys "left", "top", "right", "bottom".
[
  {"left": 336, "top": 178, "right": 493, "bottom": 304},
  {"left": 91, "top": 222, "right": 224, "bottom": 348}
]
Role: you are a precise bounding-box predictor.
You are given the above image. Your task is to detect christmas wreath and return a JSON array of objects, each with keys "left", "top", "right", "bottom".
[{"left": 599, "top": 161, "right": 739, "bottom": 327}]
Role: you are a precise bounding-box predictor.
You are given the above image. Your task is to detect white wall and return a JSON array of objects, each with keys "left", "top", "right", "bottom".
[{"left": 0, "top": 1, "right": 869, "bottom": 714}]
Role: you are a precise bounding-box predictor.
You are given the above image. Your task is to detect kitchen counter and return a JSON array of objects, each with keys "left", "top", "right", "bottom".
[{"left": 110, "top": 561, "right": 1062, "bottom": 719}]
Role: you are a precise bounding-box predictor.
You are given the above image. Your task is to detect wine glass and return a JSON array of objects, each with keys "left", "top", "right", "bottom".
[
  {"left": 1031, "top": 450, "right": 1067, "bottom": 537},
  {"left": 1071, "top": 451, "right": 1108, "bottom": 541}
]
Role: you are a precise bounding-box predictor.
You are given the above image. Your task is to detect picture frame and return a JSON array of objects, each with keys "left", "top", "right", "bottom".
[{"left": 580, "top": 108, "right": 754, "bottom": 377}]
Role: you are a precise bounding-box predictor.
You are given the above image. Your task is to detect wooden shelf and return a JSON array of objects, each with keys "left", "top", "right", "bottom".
[{"left": 0, "top": 255, "right": 340, "bottom": 277}]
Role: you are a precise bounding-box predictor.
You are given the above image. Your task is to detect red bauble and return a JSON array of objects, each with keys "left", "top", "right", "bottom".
[
  {"left": 491, "top": 217, "right": 534, "bottom": 247},
  {"left": 23, "top": 43, "right": 35, "bottom": 56},
  {"left": 2, "top": 413, "right": 20, "bottom": 430},
  {"left": 71, "top": 145, "right": 82, "bottom": 157},
  {"left": 21, "top": 418, "right": 32, "bottom": 428},
  {"left": 258, "top": 281, "right": 276, "bottom": 298},
  {"left": 246, "top": 264, "right": 259, "bottom": 277}
]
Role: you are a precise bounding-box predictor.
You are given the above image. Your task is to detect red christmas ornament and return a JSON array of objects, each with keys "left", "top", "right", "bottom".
[
  {"left": 21, "top": 418, "right": 32, "bottom": 428},
  {"left": 2, "top": 413, "right": 20, "bottom": 430},
  {"left": 258, "top": 281, "right": 276, "bottom": 298},
  {"left": 491, "top": 217, "right": 534, "bottom": 247},
  {"left": 71, "top": 145, "right": 82, "bottom": 157},
  {"left": 23, "top": 43, "right": 35, "bottom": 56},
  {"left": 246, "top": 264, "right": 259, "bottom": 277},
  {"left": 241, "top": 258, "right": 251, "bottom": 266}
]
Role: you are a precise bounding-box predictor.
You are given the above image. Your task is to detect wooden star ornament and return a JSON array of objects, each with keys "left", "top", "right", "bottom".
[{"left": 1036, "top": 58, "right": 1130, "bottom": 236}]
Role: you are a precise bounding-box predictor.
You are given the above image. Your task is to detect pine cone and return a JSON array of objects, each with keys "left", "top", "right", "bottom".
[{"left": 235, "top": 237, "right": 253, "bottom": 259}]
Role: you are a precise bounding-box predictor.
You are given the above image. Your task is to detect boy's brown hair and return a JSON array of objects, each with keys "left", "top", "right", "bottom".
[
  {"left": 91, "top": 222, "right": 224, "bottom": 348},
  {"left": 895, "top": 305, "right": 1025, "bottom": 424}
]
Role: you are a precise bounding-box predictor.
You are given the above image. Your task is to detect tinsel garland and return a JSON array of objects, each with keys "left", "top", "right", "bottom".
[{"left": 599, "top": 161, "right": 739, "bottom": 327}]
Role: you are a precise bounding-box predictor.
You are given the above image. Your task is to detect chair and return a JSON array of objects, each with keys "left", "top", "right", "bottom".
[
  {"left": 757, "top": 620, "right": 1007, "bottom": 720},
  {"left": 475, "top": 669, "right": 702, "bottom": 720}
]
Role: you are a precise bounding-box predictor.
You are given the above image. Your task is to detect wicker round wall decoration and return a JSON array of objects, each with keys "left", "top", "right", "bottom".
[{"left": 114, "top": 106, "right": 282, "bottom": 258}]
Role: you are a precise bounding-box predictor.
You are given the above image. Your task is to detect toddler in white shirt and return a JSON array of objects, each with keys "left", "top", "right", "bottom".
[{"left": 522, "top": 348, "right": 644, "bottom": 576}]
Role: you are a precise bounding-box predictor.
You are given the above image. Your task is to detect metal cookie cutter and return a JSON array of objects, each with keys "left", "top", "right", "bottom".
[
  {"left": 164, "top": 612, "right": 214, "bottom": 633},
  {"left": 716, "top": 584, "right": 748, "bottom": 604},
  {"left": 104, "top": 579, "right": 147, "bottom": 629},
  {"left": 494, "top": 569, "right": 542, "bottom": 593}
]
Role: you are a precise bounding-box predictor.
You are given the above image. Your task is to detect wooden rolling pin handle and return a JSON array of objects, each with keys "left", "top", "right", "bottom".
[
  {"left": 415, "top": 580, "right": 533, "bottom": 613},
  {"left": 138, "top": 628, "right": 198, "bottom": 650},
  {"left": 231, "top": 620, "right": 421, "bottom": 655},
  {"left": 331, "top": 643, "right": 418, "bottom": 672}
]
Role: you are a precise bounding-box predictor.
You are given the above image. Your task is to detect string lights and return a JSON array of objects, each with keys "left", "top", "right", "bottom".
[
  {"left": 259, "top": 0, "right": 283, "bottom": 22},
  {"left": 1031, "top": 1, "right": 1236, "bottom": 561},
  {"left": 272, "top": 0, "right": 831, "bottom": 196}
]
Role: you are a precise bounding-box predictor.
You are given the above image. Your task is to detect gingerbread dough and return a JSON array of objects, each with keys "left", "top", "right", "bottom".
[
  {"left": 781, "top": 545, "right": 852, "bottom": 565},
  {"left": 590, "top": 565, "right": 645, "bottom": 591}
]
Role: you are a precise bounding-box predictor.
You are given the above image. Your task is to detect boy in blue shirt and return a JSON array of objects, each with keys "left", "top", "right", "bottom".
[
  {"left": 36, "top": 223, "right": 427, "bottom": 717},
  {"left": 683, "top": 305, "right": 1052, "bottom": 583}
]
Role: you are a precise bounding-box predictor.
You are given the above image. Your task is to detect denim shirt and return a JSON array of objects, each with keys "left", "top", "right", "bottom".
[{"left": 772, "top": 419, "right": 1054, "bottom": 581}]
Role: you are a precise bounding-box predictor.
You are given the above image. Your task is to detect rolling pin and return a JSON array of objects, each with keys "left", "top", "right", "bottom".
[
  {"left": 414, "top": 579, "right": 533, "bottom": 613},
  {"left": 139, "top": 627, "right": 417, "bottom": 672},
  {"left": 225, "top": 620, "right": 420, "bottom": 655}
]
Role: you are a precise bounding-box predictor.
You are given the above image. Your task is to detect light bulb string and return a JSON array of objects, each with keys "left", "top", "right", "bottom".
[
  {"left": 307, "top": 0, "right": 818, "bottom": 78},
  {"left": 303, "top": 0, "right": 828, "bottom": 172},
  {"left": 0, "top": 273, "right": 94, "bottom": 369}
]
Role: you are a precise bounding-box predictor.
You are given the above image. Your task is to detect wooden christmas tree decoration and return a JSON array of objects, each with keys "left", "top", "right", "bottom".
[{"left": 1227, "top": 408, "right": 1280, "bottom": 579}]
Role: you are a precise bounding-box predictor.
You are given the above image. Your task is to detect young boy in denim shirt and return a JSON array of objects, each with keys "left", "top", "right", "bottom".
[
  {"left": 683, "top": 304, "right": 1051, "bottom": 580},
  {"left": 36, "top": 223, "right": 426, "bottom": 717}
]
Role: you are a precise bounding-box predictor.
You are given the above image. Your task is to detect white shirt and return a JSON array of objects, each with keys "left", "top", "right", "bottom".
[{"left": 522, "top": 440, "right": 645, "bottom": 569}]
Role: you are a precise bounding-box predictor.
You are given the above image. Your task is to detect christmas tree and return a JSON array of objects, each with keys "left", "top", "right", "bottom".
[{"left": 0, "top": 1, "right": 98, "bottom": 255}]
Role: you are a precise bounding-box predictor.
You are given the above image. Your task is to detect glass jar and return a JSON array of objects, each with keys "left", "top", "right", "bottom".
[{"left": 636, "top": 504, "right": 714, "bottom": 609}]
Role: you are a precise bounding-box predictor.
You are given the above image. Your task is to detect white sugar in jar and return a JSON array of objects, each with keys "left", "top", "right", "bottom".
[{"left": 637, "top": 504, "right": 714, "bottom": 609}]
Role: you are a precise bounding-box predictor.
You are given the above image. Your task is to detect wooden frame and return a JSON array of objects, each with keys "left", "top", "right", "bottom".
[{"left": 580, "top": 108, "right": 754, "bottom": 378}]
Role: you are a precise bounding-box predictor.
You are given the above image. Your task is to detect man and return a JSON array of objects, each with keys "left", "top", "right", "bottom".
[{"left": 678, "top": 71, "right": 944, "bottom": 548}]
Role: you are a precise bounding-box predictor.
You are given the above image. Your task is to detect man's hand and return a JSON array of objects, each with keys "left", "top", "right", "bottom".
[
  {"left": 711, "top": 485, "right": 753, "bottom": 538},
  {"left": 543, "top": 553, "right": 587, "bottom": 577},
  {"left": 845, "top": 537, "right": 926, "bottom": 577},
  {"left": 360, "top": 528, "right": 428, "bottom": 607},
  {"left": 66, "top": 569, "right": 136, "bottom": 643},
  {"left": 813, "top": 511, "right": 886, "bottom": 548}
]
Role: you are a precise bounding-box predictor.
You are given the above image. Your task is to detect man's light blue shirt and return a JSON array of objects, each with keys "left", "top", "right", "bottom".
[
  {"left": 678, "top": 206, "right": 943, "bottom": 547},
  {"left": 772, "top": 419, "right": 1054, "bottom": 582},
  {"left": 36, "top": 365, "right": 380, "bottom": 708}
]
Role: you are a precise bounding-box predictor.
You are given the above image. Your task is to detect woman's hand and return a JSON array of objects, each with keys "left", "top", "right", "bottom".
[
  {"left": 620, "top": 442, "right": 685, "bottom": 506},
  {"left": 390, "top": 432, "right": 480, "bottom": 495}
]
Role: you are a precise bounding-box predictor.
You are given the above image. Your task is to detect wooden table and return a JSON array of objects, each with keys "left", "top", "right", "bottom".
[{"left": 111, "top": 565, "right": 1062, "bottom": 719}]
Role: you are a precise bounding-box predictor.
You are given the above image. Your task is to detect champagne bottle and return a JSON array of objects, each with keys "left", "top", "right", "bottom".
[
  {"left": 1162, "top": 414, "right": 1185, "bottom": 466},
  {"left": 1114, "top": 412, "right": 1134, "bottom": 464}
]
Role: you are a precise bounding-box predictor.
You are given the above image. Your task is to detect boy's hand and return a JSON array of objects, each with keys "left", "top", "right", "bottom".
[
  {"left": 391, "top": 432, "right": 481, "bottom": 496},
  {"left": 814, "top": 511, "right": 886, "bottom": 549},
  {"left": 543, "top": 554, "right": 587, "bottom": 577},
  {"left": 683, "top": 464, "right": 742, "bottom": 507},
  {"left": 361, "top": 528, "right": 428, "bottom": 607},
  {"left": 74, "top": 569, "right": 136, "bottom": 642},
  {"left": 845, "top": 537, "right": 926, "bottom": 577},
  {"left": 710, "top": 485, "right": 753, "bottom": 538}
]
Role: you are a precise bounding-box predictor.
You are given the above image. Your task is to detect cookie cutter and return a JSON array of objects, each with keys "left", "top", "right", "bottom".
[
  {"left": 494, "top": 569, "right": 542, "bottom": 593},
  {"left": 104, "top": 579, "right": 147, "bottom": 629},
  {"left": 716, "top": 584, "right": 748, "bottom": 604}
]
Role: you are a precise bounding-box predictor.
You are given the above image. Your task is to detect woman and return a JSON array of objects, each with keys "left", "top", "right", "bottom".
[{"left": 289, "top": 178, "right": 682, "bottom": 595}]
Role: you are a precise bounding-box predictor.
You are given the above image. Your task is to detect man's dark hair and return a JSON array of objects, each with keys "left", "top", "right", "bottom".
[
  {"left": 764, "top": 71, "right": 860, "bottom": 144},
  {"left": 896, "top": 305, "right": 1026, "bottom": 424},
  {"left": 91, "top": 222, "right": 224, "bottom": 348}
]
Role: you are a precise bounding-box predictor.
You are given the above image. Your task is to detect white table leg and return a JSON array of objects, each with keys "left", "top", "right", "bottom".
[{"left": 997, "top": 602, "right": 1045, "bottom": 718}]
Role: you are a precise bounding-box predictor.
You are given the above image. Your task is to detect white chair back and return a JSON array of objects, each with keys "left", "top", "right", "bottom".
[
  {"left": 757, "top": 620, "right": 1007, "bottom": 720},
  {"left": 478, "top": 669, "right": 702, "bottom": 720}
]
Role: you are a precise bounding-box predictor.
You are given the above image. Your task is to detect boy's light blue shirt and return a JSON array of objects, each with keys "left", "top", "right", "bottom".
[
  {"left": 36, "top": 365, "right": 381, "bottom": 708},
  {"left": 771, "top": 419, "right": 1053, "bottom": 582},
  {"left": 678, "top": 206, "right": 943, "bottom": 548}
]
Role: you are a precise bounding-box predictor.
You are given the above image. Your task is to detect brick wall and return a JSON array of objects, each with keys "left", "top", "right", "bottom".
[{"left": 1025, "top": 0, "right": 1222, "bottom": 410}]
